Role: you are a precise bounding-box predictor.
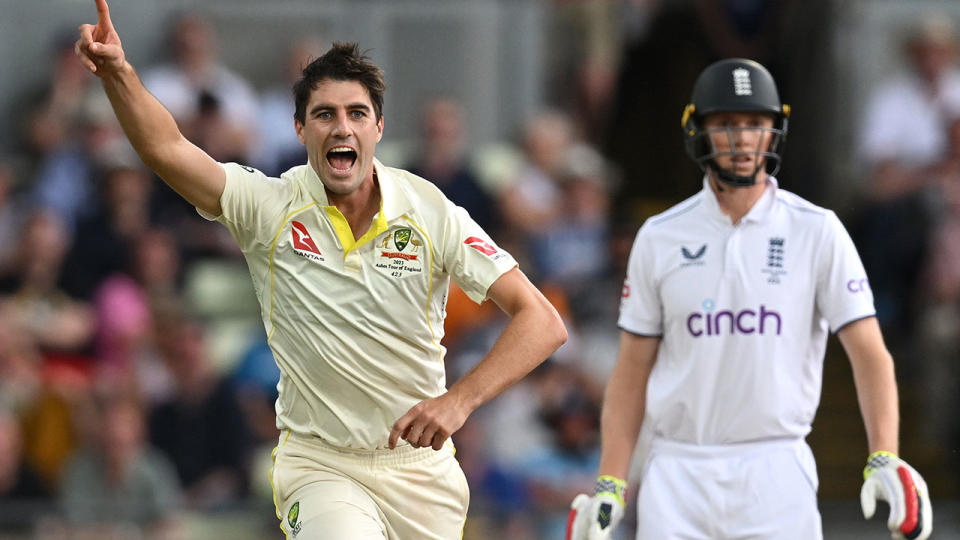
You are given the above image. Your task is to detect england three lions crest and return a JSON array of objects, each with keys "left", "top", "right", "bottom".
[{"left": 761, "top": 236, "right": 786, "bottom": 284}]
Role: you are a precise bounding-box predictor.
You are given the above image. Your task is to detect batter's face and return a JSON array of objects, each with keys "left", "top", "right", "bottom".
[
  {"left": 296, "top": 79, "right": 383, "bottom": 198},
  {"left": 703, "top": 112, "right": 775, "bottom": 178}
]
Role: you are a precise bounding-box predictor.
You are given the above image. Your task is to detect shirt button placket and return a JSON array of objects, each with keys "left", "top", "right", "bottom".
[
  {"left": 344, "top": 251, "right": 362, "bottom": 273},
  {"left": 723, "top": 225, "right": 740, "bottom": 281}
]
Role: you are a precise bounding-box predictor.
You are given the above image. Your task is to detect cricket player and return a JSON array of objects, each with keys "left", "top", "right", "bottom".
[
  {"left": 567, "top": 58, "right": 933, "bottom": 539},
  {"left": 75, "top": 2, "right": 567, "bottom": 538}
]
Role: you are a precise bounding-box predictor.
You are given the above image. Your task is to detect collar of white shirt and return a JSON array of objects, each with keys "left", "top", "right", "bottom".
[{"left": 701, "top": 175, "right": 779, "bottom": 225}]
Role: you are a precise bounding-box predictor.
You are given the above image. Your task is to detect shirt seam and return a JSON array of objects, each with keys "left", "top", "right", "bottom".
[{"left": 403, "top": 216, "right": 442, "bottom": 361}]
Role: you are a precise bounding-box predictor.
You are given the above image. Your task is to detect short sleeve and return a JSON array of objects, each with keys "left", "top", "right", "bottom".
[
  {"left": 440, "top": 201, "right": 517, "bottom": 304},
  {"left": 199, "top": 162, "right": 290, "bottom": 250},
  {"left": 815, "top": 211, "right": 876, "bottom": 332},
  {"left": 618, "top": 225, "right": 662, "bottom": 336}
]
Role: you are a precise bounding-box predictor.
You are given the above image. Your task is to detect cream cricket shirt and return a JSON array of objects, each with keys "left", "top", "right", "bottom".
[
  {"left": 619, "top": 177, "right": 875, "bottom": 445},
  {"left": 205, "top": 159, "right": 516, "bottom": 449}
]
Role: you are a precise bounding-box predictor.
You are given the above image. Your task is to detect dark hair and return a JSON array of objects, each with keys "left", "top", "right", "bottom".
[{"left": 292, "top": 42, "right": 386, "bottom": 124}]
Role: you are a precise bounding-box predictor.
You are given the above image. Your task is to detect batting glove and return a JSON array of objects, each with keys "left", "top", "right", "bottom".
[
  {"left": 860, "top": 451, "right": 932, "bottom": 540},
  {"left": 566, "top": 475, "right": 627, "bottom": 540}
]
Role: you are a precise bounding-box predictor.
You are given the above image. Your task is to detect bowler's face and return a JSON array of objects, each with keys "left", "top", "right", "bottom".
[
  {"left": 703, "top": 112, "right": 775, "bottom": 177},
  {"left": 296, "top": 79, "right": 383, "bottom": 197}
]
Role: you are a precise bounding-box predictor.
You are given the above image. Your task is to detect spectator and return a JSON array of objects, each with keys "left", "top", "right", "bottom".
[
  {"left": 854, "top": 14, "right": 960, "bottom": 347},
  {"left": 544, "top": 0, "right": 625, "bottom": 142},
  {"left": 0, "top": 210, "right": 95, "bottom": 355},
  {"left": 29, "top": 92, "right": 128, "bottom": 234},
  {"left": 407, "top": 96, "right": 500, "bottom": 233},
  {"left": 90, "top": 228, "right": 183, "bottom": 406},
  {"left": 495, "top": 111, "right": 576, "bottom": 279},
  {"left": 255, "top": 36, "right": 321, "bottom": 176},
  {"left": 59, "top": 393, "right": 182, "bottom": 536},
  {"left": 147, "top": 308, "right": 251, "bottom": 511},
  {"left": 141, "top": 12, "right": 259, "bottom": 163},
  {"left": 18, "top": 31, "right": 96, "bottom": 176},
  {"left": 455, "top": 416, "right": 537, "bottom": 540},
  {"left": 500, "top": 111, "right": 572, "bottom": 238},
  {"left": 0, "top": 297, "right": 89, "bottom": 494},
  {"left": 62, "top": 161, "right": 154, "bottom": 301},
  {"left": 526, "top": 143, "right": 614, "bottom": 318},
  {"left": 519, "top": 386, "right": 600, "bottom": 539}
]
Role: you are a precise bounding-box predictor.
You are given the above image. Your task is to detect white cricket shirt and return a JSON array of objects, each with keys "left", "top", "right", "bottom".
[
  {"left": 619, "top": 177, "right": 875, "bottom": 445},
  {"left": 205, "top": 159, "right": 516, "bottom": 449}
]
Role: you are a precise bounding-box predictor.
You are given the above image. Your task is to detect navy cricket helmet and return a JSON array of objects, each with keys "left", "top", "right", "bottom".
[{"left": 680, "top": 58, "right": 790, "bottom": 187}]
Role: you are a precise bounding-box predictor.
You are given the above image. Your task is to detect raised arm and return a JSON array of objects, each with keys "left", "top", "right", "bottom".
[
  {"left": 388, "top": 267, "right": 567, "bottom": 450},
  {"left": 75, "top": 0, "right": 225, "bottom": 215}
]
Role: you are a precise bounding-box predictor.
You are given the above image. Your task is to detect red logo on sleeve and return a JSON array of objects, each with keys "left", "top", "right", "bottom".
[
  {"left": 464, "top": 236, "right": 498, "bottom": 256},
  {"left": 291, "top": 221, "right": 321, "bottom": 255}
]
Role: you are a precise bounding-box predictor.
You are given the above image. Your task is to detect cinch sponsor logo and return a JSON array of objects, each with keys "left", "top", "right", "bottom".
[
  {"left": 686, "top": 299, "right": 782, "bottom": 336},
  {"left": 847, "top": 278, "right": 870, "bottom": 293}
]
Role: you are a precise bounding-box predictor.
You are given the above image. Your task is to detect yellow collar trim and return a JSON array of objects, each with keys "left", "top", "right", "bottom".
[{"left": 324, "top": 202, "right": 389, "bottom": 256}]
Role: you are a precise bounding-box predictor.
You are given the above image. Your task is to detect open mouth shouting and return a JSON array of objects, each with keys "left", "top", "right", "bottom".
[{"left": 326, "top": 146, "right": 358, "bottom": 175}]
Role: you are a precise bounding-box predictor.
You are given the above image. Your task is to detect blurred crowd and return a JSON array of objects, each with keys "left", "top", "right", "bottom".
[{"left": 0, "top": 1, "right": 958, "bottom": 539}]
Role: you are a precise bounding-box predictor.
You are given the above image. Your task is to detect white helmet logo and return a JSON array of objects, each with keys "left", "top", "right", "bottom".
[{"left": 732, "top": 68, "right": 752, "bottom": 96}]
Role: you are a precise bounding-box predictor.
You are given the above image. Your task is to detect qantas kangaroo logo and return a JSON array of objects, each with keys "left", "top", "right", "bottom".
[
  {"left": 464, "top": 236, "right": 498, "bottom": 256},
  {"left": 291, "top": 221, "right": 321, "bottom": 255}
]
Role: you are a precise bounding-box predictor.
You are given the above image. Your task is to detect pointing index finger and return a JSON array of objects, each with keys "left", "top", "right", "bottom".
[{"left": 95, "top": 0, "right": 114, "bottom": 30}]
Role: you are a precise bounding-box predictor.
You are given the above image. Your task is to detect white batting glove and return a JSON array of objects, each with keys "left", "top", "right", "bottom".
[
  {"left": 566, "top": 475, "right": 627, "bottom": 540},
  {"left": 860, "top": 451, "right": 932, "bottom": 540}
]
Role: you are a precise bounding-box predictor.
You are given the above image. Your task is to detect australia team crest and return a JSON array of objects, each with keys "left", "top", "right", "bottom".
[
  {"left": 288, "top": 501, "right": 302, "bottom": 537},
  {"left": 375, "top": 227, "right": 425, "bottom": 278},
  {"left": 393, "top": 228, "right": 411, "bottom": 251}
]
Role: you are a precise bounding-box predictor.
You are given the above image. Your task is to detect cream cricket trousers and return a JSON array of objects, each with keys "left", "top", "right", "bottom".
[
  {"left": 271, "top": 430, "right": 469, "bottom": 539},
  {"left": 636, "top": 437, "right": 822, "bottom": 540}
]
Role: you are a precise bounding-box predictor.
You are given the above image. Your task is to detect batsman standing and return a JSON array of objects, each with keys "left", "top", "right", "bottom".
[
  {"left": 75, "top": 1, "right": 567, "bottom": 538},
  {"left": 567, "top": 58, "right": 933, "bottom": 539}
]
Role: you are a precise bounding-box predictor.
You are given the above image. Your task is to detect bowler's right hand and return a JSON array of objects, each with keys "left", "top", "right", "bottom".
[{"left": 75, "top": 0, "right": 126, "bottom": 75}]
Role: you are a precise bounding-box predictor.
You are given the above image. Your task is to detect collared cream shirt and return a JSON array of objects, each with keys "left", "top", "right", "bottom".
[{"left": 205, "top": 159, "right": 516, "bottom": 449}]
